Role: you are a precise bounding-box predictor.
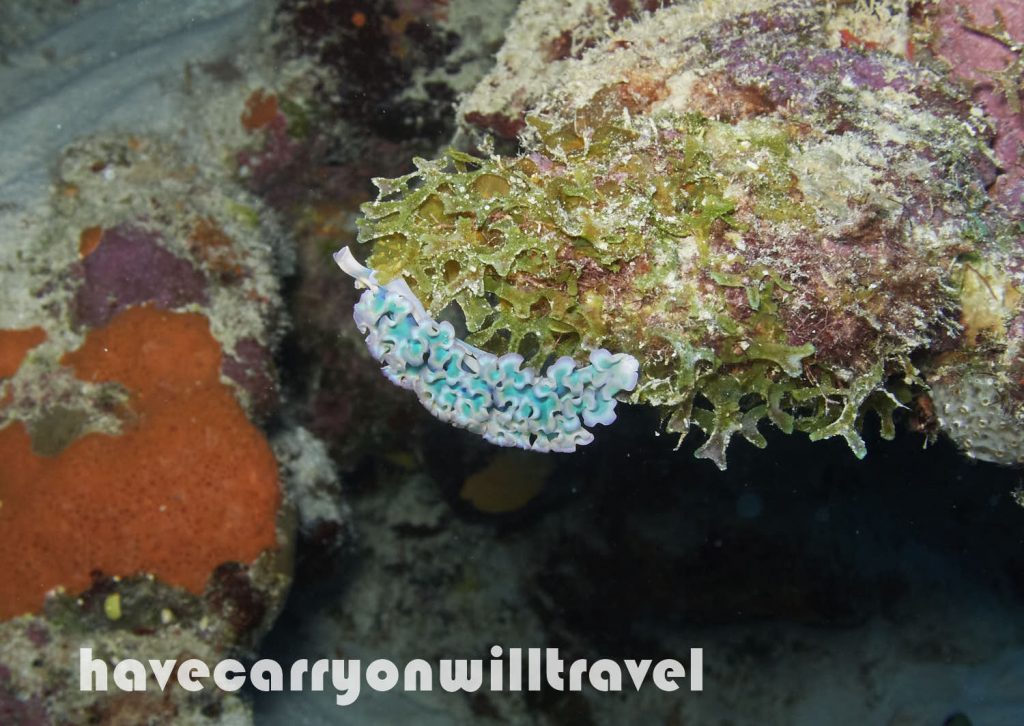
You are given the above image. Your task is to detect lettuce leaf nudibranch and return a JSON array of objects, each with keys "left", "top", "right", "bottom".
[{"left": 334, "top": 246, "right": 639, "bottom": 452}]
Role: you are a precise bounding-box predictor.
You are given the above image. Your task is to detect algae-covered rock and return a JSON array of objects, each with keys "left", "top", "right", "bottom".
[{"left": 355, "top": 0, "right": 1023, "bottom": 468}]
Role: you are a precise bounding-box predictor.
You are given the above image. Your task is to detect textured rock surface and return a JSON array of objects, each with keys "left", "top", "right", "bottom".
[
  {"left": 363, "top": 0, "right": 1024, "bottom": 468},
  {"left": 0, "top": 1, "right": 345, "bottom": 722},
  {"left": 930, "top": 0, "right": 1024, "bottom": 207}
]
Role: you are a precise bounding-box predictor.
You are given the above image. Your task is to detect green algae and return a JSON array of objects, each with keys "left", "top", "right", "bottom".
[{"left": 354, "top": 110, "right": 961, "bottom": 467}]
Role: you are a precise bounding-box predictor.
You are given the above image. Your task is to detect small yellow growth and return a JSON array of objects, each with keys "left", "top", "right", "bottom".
[
  {"left": 103, "top": 593, "right": 122, "bottom": 621},
  {"left": 460, "top": 450, "right": 552, "bottom": 513},
  {"left": 960, "top": 261, "right": 1022, "bottom": 344},
  {"left": 160, "top": 608, "right": 175, "bottom": 624}
]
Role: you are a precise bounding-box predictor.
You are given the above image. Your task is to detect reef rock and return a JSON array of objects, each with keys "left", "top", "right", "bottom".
[{"left": 350, "top": 0, "right": 1024, "bottom": 468}]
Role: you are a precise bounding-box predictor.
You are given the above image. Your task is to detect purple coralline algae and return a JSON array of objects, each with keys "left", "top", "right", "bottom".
[{"left": 74, "top": 224, "right": 209, "bottom": 328}]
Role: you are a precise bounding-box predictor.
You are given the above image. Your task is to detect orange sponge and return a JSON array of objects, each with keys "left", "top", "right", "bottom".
[
  {"left": 0, "top": 306, "right": 280, "bottom": 620},
  {"left": 0, "top": 327, "right": 47, "bottom": 379}
]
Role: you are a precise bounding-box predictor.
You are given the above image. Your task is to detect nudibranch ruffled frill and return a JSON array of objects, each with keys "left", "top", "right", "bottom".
[{"left": 334, "top": 247, "right": 639, "bottom": 452}]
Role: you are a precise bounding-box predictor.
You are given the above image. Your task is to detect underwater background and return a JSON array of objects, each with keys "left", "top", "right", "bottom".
[{"left": 1, "top": 0, "right": 1023, "bottom": 724}]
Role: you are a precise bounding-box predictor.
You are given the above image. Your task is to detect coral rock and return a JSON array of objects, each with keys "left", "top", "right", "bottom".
[{"left": 366, "top": 0, "right": 1023, "bottom": 467}]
